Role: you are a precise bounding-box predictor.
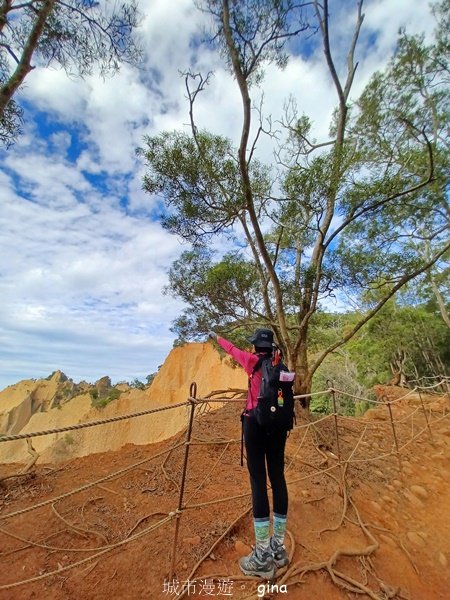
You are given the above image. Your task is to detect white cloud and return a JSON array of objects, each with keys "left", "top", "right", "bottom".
[{"left": 0, "top": 150, "right": 183, "bottom": 388}]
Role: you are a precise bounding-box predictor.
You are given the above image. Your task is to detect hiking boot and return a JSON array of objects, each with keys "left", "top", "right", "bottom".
[
  {"left": 269, "top": 537, "right": 289, "bottom": 568},
  {"left": 239, "top": 548, "right": 276, "bottom": 579}
]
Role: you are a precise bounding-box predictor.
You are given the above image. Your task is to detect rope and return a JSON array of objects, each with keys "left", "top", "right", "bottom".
[
  {"left": 401, "top": 378, "right": 447, "bottom": 392},
  {"left": 1, "top": 380, "right": 445, "bottom": 445},
  {"left": 0, "top": 514, "right": 174, "bottom": 590},
  {"left": 0, "top": 401, "right": 190, "bottom": 443},
  {"left": 331, "top": 386, "right": 417, "bottom": 405},
  {"left": 0, "top": 441, "right": 185, "bottom": 522},
  {"left": 0, "top": 380, "right": 447, "bottom": 593}
]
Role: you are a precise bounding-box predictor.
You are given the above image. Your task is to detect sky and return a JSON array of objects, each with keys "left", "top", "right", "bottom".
[{"left": 0, "top": 0, "right": 437, "bottom": 390}]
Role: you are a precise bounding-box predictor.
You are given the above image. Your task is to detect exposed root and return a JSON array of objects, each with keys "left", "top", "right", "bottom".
[
  {"left": 51, "top": 503, "right": 109, "bottom": 545},
  {"left": 177, "top": 505, "right": 252, "bottom": 600},
  {"left": 21, "top": 439, "right": 39, "bottom": 473},
  {"left": 125, "top": 511, "right": 167, "bottom": 539}
]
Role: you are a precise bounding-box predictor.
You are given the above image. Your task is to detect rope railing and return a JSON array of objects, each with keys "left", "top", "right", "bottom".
[
  {"left": 1, "top": 379, "right": 445, "bottom": 445},
  {"left": 0, "top": 401, "right": 190, "bottom": 443},
  {"left": 0, "top": 441, "right": 185, "bottom": 522},
  {"left": 331, "top": 386, "right": 417, "bottom": 405},
  {"left": 0, "top": 377, "right": 448, "bottom": 595},
  {"left": 0, "top": 512, "right": 174, "bottom": 590},
  {"left": 407, "top": 375, "right": 449, "bottom": 389}
]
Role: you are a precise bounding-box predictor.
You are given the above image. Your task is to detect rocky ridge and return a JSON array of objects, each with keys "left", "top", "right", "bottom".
[{"left": 0, "top": 343, "right": 246, "bottom": 464}]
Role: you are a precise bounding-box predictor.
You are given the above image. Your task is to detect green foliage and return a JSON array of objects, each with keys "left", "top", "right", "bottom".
[
  {"left": 139, "top": 129, "right": 271, "bottom": 244},
  {"left": 146, "top": 373, "right": 157, "bottom": 386},
  {"left": 198, "top": 0, "right": 312, "bottom": 85},
  {"left": 90, "top": 387, "right": 122, "bottom": 409},
  {"left": 166, "top": 247, "right": 261, "bottom": 342},
  {"left": 308, "top": 297, "right": 449, "bottom": 413},
  {"left": 346, "top": 297, "right": 450, "bottom": 386},
  {"left": 130, "top": 378, "right": 146, "bottom": 390},
  {"left": 311, "top": 349, "right": 375, "bottom": 416},
  {"left": 1, "top": 0, "right": 142, "bottom": 146},
  {"left": 141, "top": 0, "right": 449, "bottom": 398}
]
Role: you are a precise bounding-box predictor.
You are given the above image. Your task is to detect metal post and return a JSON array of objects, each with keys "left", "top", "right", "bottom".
[
  {"left": 169, "top": 382, "right": 197, "bottom": 581},
  {"left": 384, "top": 396, "right": 402, "bottom": 474},
  {"left": 327, "top": 380, "right": 342, "bottom": 462},
  {"left": 418, "top": 389, "right": 434, "bottom": 442}
]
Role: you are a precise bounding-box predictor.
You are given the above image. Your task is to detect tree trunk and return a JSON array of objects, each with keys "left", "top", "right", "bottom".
[
  {"left": 294, "top": 337, "right": 312, "bottom": 409},
  {"left": 430, "top": 274, "right": 450, "bottom": 329},
  {"left": 0, "top": 0, "right": 56, "bottom": 117}
]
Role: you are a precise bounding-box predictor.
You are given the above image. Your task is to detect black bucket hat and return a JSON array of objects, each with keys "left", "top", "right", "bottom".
[{"left": 247, "top": 328, "right": 274, "bottom": 348}]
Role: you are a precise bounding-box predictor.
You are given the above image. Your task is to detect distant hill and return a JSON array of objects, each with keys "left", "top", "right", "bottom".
[{"left": 0, "top": 343, "right": 246, "bottom": 464}]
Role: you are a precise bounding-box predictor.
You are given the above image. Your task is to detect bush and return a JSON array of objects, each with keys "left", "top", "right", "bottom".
[{"left": 91, "top": 387, "right": 121, "bottom": 408}]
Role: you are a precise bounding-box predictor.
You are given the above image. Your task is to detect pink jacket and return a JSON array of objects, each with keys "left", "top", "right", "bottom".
[{"left": 217, "top": 336, "right": 263, "bottom": 411}]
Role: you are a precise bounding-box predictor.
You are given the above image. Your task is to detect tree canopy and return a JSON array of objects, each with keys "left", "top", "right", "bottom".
[
  {"left": 140, "top": 0, "right": 450, "bottom": 403},
  {"left": 0, "top": 0, "right": 142, "bottom": 146}
]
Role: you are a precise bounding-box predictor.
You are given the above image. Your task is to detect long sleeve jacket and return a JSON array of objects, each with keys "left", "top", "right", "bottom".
[{"left": 217, "top": 336, "right": 264, "bottom": 412}]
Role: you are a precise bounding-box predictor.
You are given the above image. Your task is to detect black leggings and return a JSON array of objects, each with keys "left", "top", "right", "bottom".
[{"left": 244, "top": 414, "right": 288, "bottom": 519}]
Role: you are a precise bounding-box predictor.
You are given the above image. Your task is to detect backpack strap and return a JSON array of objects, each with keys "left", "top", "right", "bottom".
[
  {"left": 242, "top": 355, "right": 266, "bottom": 466},
  {"left": 240, "top": 411, "right": 245, "bottom": 467},
  {"left": 249, "top": 355, "right": 265, "bottom": 379}
]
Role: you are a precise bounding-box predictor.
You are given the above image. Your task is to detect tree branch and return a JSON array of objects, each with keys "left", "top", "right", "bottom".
[
  {"left": 309, "top": 239, "right": 450, "bottom": 377},
  {"left": 0, "top": 0, "right": 57, "bottom": 116}
]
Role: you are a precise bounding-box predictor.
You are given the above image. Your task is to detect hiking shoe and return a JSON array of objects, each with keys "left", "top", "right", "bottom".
[
  {"left": 269, "top": 537, "right": 289, "bottom": 568},
  {"left": 239, "top": 548, "right": 276, "bottom": 579}
]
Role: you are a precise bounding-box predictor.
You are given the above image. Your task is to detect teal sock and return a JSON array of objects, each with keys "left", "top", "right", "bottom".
[
  {"left": 273, "top": 512, "right": 287, "bottom": 546},
  {"left": 253, "top": 517, "right": 270, "bottom": 556}
]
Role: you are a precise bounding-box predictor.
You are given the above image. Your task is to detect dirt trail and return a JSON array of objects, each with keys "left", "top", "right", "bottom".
[{"left": 0, "top": 386, "right": 449, "bottom": 600}]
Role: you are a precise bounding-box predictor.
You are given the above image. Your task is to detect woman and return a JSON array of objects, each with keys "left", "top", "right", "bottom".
[{"left": 208, "top": 328, "right": 289, "bottom": 579}]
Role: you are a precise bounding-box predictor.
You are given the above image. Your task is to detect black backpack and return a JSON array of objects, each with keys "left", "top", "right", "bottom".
[{"left": 250, "top": 352, "right": 295, "bottom": 432}]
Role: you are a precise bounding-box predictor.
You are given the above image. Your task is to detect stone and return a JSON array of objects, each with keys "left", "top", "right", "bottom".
[
  {"left": 410, "top": 485, "right": 428, "bottom": 500},
  {"left": 235, "top": 540, "right": 252, "bottom": 557},
  {"left": 438, "top": 552, "right": 448, "bottom": 568},
  {"left": 403, "top": 491, "right": 424, "bottom": 508},
  {"left": 407, "top": 532, "right": 425, "bottom": 546},
  {"left": 95, "top": 376, "right": 112, "bottom": 398}
]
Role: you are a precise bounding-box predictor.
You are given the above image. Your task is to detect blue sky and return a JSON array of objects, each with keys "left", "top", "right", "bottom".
[{"left": 0, "top": 0, "right": 436, "bottom": 390}]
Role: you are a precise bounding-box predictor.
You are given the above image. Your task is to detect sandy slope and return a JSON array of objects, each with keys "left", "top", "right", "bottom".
[
  {"left": 1, "top": 346, "right": 449, "bottom": 599},
  {"left": 0, "top": 384, "right": 448, "bottom": 600}
]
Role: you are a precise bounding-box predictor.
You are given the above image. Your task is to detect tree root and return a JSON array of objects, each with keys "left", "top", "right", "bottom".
[
  {"left": 275, "top": 496, "right": 383, "bottom": 599},
  {"left": 51, "top": 503, "right": 109, "bottom": 545},
  {"left": 21, "top": 439, "right": 39, "bottom": 473},
  {"left": 0, "top": 440, "right": 39, "bottom": 485},
  {"left": 176, "top": 505, "right": 252, "bottom": 600},
  {"left": 125, "top": 511, "right": 167, "bottom": 539}
]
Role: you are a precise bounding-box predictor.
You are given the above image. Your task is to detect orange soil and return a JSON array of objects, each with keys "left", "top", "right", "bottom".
[{"left": 0, "top": 386, "right": 449, "bottom": 600}]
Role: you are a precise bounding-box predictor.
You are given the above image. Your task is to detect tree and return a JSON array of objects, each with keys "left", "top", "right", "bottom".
[
  {"left": 140, "top": 0, "right": 450, "bottom": 406},
  {"left": 346, "top": 297, "right": 450, "bottom": 385},
  {"left": 0, "top": 0, "right": 141, "bottom": 146}
]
